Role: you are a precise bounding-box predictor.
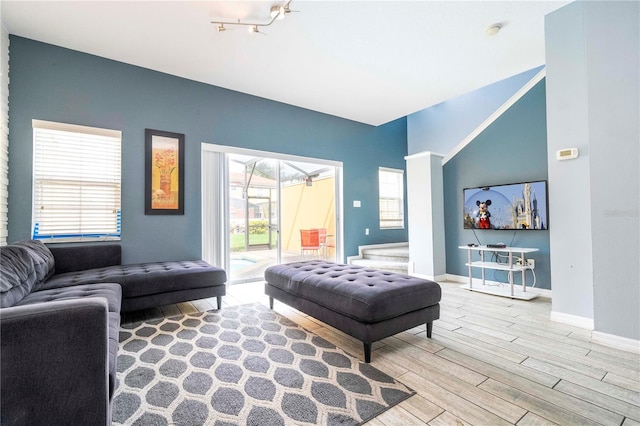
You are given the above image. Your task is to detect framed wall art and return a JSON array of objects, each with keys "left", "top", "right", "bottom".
[{"left": 145, "top": 129, "right": 185, "bottom": 215}]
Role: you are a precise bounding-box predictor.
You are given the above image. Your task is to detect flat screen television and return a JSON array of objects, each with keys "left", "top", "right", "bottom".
[{"left": 463, "top": 180, "right": 548, "bottom": 230}]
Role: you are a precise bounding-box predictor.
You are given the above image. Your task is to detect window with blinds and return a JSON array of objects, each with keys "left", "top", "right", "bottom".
[
  {"left": 379, "top": 167, "right": 405, "bottom": 229},
  {"left": 32, "top": 120, "right": 122, "bottom": 242}
]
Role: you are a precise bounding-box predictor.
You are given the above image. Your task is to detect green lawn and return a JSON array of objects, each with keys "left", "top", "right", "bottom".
[{"left": 231, "top": 232, "right": 278, "bottom": 251}]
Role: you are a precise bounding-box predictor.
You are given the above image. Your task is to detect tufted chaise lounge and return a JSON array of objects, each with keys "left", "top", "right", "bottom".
[
  {"left": 264, "top": 260, "right": 441, "bottom": 362},
  {"left": 44, "top": 243, "right": 227, "bottom": 312}
]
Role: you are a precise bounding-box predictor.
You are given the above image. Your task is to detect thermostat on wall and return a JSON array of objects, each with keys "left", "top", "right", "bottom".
[{"left": 556, "top": 147, "right": 579, "bottom": 161}]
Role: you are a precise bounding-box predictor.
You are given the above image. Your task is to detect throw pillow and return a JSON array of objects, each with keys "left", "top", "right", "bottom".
[
  {"left": 0, "top": 245, "right": 37, "bottom": 308},
  {"left": 14, "top": 240, "right": 56, "bottom": 285}
]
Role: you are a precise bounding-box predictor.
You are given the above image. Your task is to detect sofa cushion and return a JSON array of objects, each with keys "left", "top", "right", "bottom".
[
  {"left": 0, "top": 246, "right": 38, "bottom": 308},
  {"left": 47, "top": 243, "right": 121, "bottom": 274},
  {"left": 14, "top": 240, "right": 56, "bottom": 285},
  {"left": 43, "top": 260, "right": 227, "bottom": 299},
  {"left": 16, "top": 283, "right": 122, "bottom": 398},
  {"left": 18, "top": 282, "right": 122, "bottom": 313}
]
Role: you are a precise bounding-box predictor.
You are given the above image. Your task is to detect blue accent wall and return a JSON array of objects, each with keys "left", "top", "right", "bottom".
[
  {"left": 8, "top": 36, "right": 408, "bottom": 263},
  {"left": 407, "top": 66, "right": 543, "bottom": 156},
  {"left": 443, "top": 80, "right": 550, "bottom": 289}
]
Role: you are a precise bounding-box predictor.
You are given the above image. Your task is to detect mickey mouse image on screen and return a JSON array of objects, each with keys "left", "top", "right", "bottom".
[{"left": 476, "top": 200, "right": 492, "bottom": 229}]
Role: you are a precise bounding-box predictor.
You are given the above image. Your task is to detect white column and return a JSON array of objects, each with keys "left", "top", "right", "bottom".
[{"left": 405, "top": 151, "right": 446, "bottom": 280}]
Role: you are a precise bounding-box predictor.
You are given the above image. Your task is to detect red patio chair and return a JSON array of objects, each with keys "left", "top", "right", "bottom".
[{"left": 300, "top": 229, "right": 321, "bottom": 256}]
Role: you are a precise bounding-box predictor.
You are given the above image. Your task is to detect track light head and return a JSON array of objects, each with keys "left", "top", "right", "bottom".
[{"left": 270, "top": 5, "right": 286, "bottom": 20}]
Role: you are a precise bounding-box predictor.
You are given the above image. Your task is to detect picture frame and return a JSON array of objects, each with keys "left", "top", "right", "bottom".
[{"left": 145, "top": 129, "right": 185, "bottom": 215}]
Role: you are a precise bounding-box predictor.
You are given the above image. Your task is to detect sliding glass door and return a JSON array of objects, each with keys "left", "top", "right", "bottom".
[
  {"left": 228, "top": 155, "right": 279, "bottom": 284},
  {"left": 201, "top": 144, "right": 342, "bottom": 285}
]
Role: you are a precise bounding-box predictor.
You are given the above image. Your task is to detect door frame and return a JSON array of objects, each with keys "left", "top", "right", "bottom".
[{"left": 201, "top": 143, "right": 343, "bottom": 278}]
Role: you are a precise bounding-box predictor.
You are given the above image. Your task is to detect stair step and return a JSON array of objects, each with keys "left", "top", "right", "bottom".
[
  {"left": 351, "top": 259, "right": 409, "bottom": 274},
  {"left": 361, "top": 246, "right": 409, "bottom": 262}
]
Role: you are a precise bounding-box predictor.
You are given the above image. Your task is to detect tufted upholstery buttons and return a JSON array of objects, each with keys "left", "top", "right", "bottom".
[
  {"left": 41, "top": 260, "right": 226, "bottom": 300},
  {"left": 264, "top": 260, "right": 442, "bottom": 323},
  {"left": 16, "top": 282, "right": 122, "bottom": 313}
]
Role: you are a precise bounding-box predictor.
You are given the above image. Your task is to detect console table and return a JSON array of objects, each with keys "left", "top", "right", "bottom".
[{"left": 459, "top": 245, "right": 538, "bottom": 300}]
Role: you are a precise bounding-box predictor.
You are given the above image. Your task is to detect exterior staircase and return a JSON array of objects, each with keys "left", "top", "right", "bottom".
[{"left": 348, "top": 243, "right": 410, "bottom": 274}]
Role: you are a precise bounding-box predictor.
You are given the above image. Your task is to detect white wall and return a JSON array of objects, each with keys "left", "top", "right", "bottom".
[
  {"left": 585, "top": 2, "right": 639, "bottom": 342},
  {"left": 545, "top": 1, "right": 595, "bottom": 326},
  {"left": 546, "top": 1, "right": 640, "bottom": 343},
  {"left": 0, "top": 24, "right": 9, "bottom": 246}
]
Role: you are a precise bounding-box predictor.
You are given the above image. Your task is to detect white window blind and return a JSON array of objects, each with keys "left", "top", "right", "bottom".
[
  {"left": 32, "top": 120, "right": 121, "bottom": 242},
  {"left": 379, "top": 167, "right": 404, "bottom": 229}
]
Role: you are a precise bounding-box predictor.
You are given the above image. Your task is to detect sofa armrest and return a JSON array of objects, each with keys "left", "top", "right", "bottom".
[
  {"left": 47, "top": 243, "right": 121, "bottom": 274},
  {"left": 1, "top": 298, "right": 111, "bottom": 426}
]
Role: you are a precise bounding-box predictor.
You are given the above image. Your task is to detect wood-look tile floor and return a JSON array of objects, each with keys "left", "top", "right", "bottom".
[{"left": 121, "top": 280, "right": 640, "bottom": 426}]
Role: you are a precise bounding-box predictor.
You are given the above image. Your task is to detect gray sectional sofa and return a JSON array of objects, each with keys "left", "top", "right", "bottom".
[{"left": 0, "top": 240, "right": 227, "bottom": 426}]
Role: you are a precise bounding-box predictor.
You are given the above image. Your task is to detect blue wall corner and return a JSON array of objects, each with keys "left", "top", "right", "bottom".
[
  {"left": 407, "top": 66, "right": 544, "bottom": 156},
  {"left": 443, "top": 79, "right": 550, "bottom": 289}
]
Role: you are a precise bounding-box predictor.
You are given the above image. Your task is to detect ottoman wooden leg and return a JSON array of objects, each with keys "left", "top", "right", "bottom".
[
  {"left": 269, "top": 296, "right": 274, "bottom": 309},
  {"left": 427, "top": 321, "right": 433, "bottom": 338},
  {"left": 217, "top": 296, "right": 222, "bottom": 310},
  {"left": 363, "top": 342, "right": 372, "bottom": 363}
]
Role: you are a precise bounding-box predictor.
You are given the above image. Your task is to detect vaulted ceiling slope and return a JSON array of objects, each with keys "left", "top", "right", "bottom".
[{"left": 1, "top": 1, "right": 569, "bottom": 126}]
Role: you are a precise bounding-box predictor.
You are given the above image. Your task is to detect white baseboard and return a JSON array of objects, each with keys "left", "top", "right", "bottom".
[
  {"left": 592, "top": 331, "right": 640, "bottom": 354},
  {"left": 412, "top": 272, "right": 447, "bottom": 282},
  {"left": 444, "top": 273, "right": 467, "bottom": 283},
  {"left": 550, "top": 311, "right": 594, "bottom": 330}
]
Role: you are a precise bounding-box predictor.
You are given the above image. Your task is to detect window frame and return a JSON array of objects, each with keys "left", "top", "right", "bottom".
[
  {"left": 378, "top": 167, "right": 405, "bottom": 229},
  {"left": 31, "top": 119, "right": 122, "bottom": 243}
]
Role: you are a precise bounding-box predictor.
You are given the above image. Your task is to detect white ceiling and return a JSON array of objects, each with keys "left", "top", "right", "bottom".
[{"left": 1, "top": 1, "right": 569, "bottom": 126}]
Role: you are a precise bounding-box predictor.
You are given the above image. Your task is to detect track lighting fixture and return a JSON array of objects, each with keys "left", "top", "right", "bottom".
[{"left": 211, "top": 1, "right": 294, "bottom": 34}]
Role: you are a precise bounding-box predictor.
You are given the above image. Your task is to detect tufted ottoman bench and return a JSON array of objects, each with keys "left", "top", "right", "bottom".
[{"left": 264, "top": 260, "right": 441, "bottom": 362}]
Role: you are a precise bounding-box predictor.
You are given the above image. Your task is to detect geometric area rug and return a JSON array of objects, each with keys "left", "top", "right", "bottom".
[{"left": 112, "top": 303, "right": 415, "bottom": 425}]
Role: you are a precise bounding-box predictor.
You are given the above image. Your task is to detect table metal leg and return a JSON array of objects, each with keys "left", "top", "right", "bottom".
[
  {"left": 468, "top": 249, "right": 473, "bottom": 289},
  {"left": 509, "top": 251, "right": 514, "bottom": 297}
]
